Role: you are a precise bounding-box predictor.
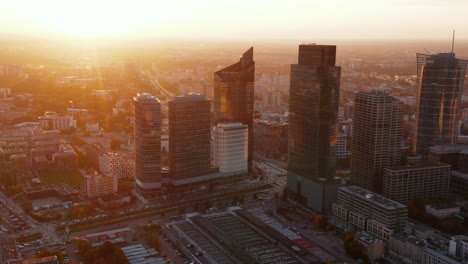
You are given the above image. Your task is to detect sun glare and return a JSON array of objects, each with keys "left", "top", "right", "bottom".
[{"left": 16, "top": 0, "right": 158, "bottom": 38}]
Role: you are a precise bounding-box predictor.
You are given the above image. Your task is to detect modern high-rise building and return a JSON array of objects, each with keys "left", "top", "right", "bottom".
[
  {"left": 287, "top": 44, "right": 341, "bottom": 213},
  {"left": 134, "top": 93, "right": 161, "bottom": 195},
  {"left": 168, "top": 94, "right": 211, "bottom": 185},
  {"left": 214, "top": 47, "right": 254, "bottom": 172},
  {"left": 343, "top": 102, "right": 354, "bottom": 120},
  {"left": 351, "top": 91, "right": 403, "bottom": 192},
  {"left": 262, "top": 91, "right": 281, "bottom": 107},
  {"left": 213, "top": 122, "right": 248, "bottom": 174},
  {"left": 413, "top": 52, "right": 468, "bottom": 157}
]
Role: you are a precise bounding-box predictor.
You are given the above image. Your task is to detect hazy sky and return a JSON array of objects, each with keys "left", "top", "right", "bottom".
[{"left": 0, "top": 0, "right": 466, "bottom": 41}]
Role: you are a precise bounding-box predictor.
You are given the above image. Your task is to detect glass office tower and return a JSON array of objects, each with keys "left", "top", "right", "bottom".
[
  {"left": 413, "top": 53, "right": 468, "bottom": 157},
  {"left": 134, "top": 93, "right": 161, "bottom": 196},
  {"left": 214, "top": 47, "right": 254, "bottom": 172},
  {"left": 287, "top": 44, "right": 341, "bottom": 213},
  {"left": 168, "top": 94, "right": 211, "bottom": 186}
]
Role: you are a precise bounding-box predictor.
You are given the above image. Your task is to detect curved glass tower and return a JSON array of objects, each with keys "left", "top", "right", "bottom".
[
  {"left": 214, "top": 47, "right": 254, "bottom": 172},
  {"left": 413, "top": 53, "right": 468, "bottom": 157}
]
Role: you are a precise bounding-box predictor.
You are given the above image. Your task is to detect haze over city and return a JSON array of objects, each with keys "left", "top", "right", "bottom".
[
  {"left": 1, "top": 0, "right": 467, "bottom": 40},
  {"left": 0, "top": 1, "right": 467, "bottom": 264}
]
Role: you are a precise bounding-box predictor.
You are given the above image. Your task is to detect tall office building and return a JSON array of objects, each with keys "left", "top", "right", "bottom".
[
  {"left": 413, "top": 52, "right": 468, "bottom": 157},
  {"left": 214, "top": 47, "right": 255, "bottom": 172},
  {"left": 168, "top": 94, "right": 211, "bottom": 185},
  {"left": 351, "top": 92, "right": 403, "bottom": 192},
  {"left": 287, "top": 44, "right": 341, "bottom": 213},
  {"left": 213, "top": 122, "right": 248, "bottom": 174},
  {"left": 134, "top": 93, "right": 161, "bottom": 196}
]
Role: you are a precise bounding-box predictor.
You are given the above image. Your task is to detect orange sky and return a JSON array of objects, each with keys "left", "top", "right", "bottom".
[{"left": 0, "top": 0, "right": 466, "bottom": 41}]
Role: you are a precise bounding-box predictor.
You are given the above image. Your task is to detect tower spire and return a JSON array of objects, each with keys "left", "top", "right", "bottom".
[{"left": 452, "top": 30, "right": 455, "bottom": 53}]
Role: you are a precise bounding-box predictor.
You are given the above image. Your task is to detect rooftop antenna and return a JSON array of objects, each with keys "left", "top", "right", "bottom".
[{"left": 451, "top": 29, "right": 455, "bottom": 53}]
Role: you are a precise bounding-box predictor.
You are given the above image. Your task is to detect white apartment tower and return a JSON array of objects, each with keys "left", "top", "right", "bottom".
[{"left": 213, "top": 123, "right": 248, "bottom": 173}]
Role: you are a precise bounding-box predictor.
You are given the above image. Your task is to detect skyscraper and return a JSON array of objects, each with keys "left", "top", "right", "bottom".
[
  {"left": 213, "top": 122, "right": 248, "bottom": 174},
  {"left": 214, "top": 47, "right": 254, "bottom": 171},
  {"left": 168, "top": 94, "right": 211, "bottom": 188},
  {"left": 287, "top": 44, "right": 341, "bottom": 213},
  {"left": 413, "top": 52, "right": 468, "bottom": 157},
  {"left": 134, "top": 93, "right": 161, "bottom": 196},
  {"left": 351, "top": 91, "right": 403, "bottom": 193}
]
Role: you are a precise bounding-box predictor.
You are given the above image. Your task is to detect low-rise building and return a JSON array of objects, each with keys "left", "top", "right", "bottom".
[
  {"left": 38, "top": 111, "right": 74, "bottom": 130},
  {"left": 85, "top": 122, "right": 100, "bottom": 132},
  {"left": 121, "top": 244, "right": 166, "bottom": 264},
  {"left": 390, "top": 232, "right": 460, "bottom": 264},
  {"left": 78, "top": 227, "right": 132, "bottom": 244},
  {"left": 383, "top": 161, "right": 451, "bottom": 203},
  {"left": 449, "top": 235, "right": 468, "bottom": 263},
  {"left": 332, "top": 186, "right": 408, "bottom": 241},
  {"left": 23, "top": 184, "right": 78, "bottom": 201},
  {"left": 85, "top": 171, "right": 118, "bottom": 198},
  {"left": 354, "top": 231, "right": 385, "bottom": 261},
  {"left": 99, "top": 152, "right": 135, "bottom": 180},
  {"left": 426, "top": 204, "right": 461, "bottom": 219}
]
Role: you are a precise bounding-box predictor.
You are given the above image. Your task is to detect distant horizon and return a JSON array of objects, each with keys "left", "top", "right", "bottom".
[{"left": 1, "top": 0, "right": 467, "bottom": 42}]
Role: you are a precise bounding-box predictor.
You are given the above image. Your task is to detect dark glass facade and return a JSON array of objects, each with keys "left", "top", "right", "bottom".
[
  {"left": 134, "top": 93, "right": 161, "bottom": 195},
  {"left": 214, "top": 47, "right": 254, "bottom": 171},
  {"left": 413, "top": 53, "right": 468, "bottom": 157},
  {"left": 351, "top": 92, "right": 403, "bottom": 193},
  {"left": 169, "top": 94, "right": 211, "bottom": 183},
  {"left": 288, "top": 44, "right": 340, "bottom": 181},
  {"left": 287, "top": 44, "right": 341, "bottom": 213}
]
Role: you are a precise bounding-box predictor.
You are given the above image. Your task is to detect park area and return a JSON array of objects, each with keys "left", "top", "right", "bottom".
[{"left": 39, "top": 170, "right": 84, "bottom": 187}]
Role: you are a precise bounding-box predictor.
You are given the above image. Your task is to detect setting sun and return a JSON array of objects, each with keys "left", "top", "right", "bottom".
[
  {"left": 1, "top": 0, "right": 467, "bottom": 40},
  {"left": 3, "top": 0, "right": 159, "bottom": 37}
]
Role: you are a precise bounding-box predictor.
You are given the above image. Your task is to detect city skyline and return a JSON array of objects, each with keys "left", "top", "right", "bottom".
[{"left": 1, "top": 3, "right": 468, "bottom": 262}]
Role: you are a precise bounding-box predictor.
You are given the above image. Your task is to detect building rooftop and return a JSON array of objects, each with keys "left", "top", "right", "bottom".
[
  {"left": 85, "top": 227, "right": 131, "bottom": 239},
  {"left": 423, "top": 248, "right": 460, "bottom": 264},
  {"left": 430, "top": 144, "right": 468, "bottom": 154},
  {"left": 387, "top": 160, "right": 450, "bottom": 170},
  {"left": 451, "top": 235, "right": 468, "bottom": 242},
  {"left": 24, "top": 184, "right": 78, "bottom": 196},
  {"left": 134, "top": 93, "right": 160, "bottom": 102},
  {"left": 216, "top": 122, "right": 247, "bottom": 129},
  {"left": 355, "top": 231, "right": 382, "bottom": 245},
  {"left": 121, "top": 244, "right": 165, "bottom": 264},
  {"left": 172, "top": 93, "right": 206, "bottom": 101},
  {"left": 340, "top": 186, "right": 407, "bottom": 210},
  {"left": 427, "top": 203, "right": 459, "bottom": 210}
]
